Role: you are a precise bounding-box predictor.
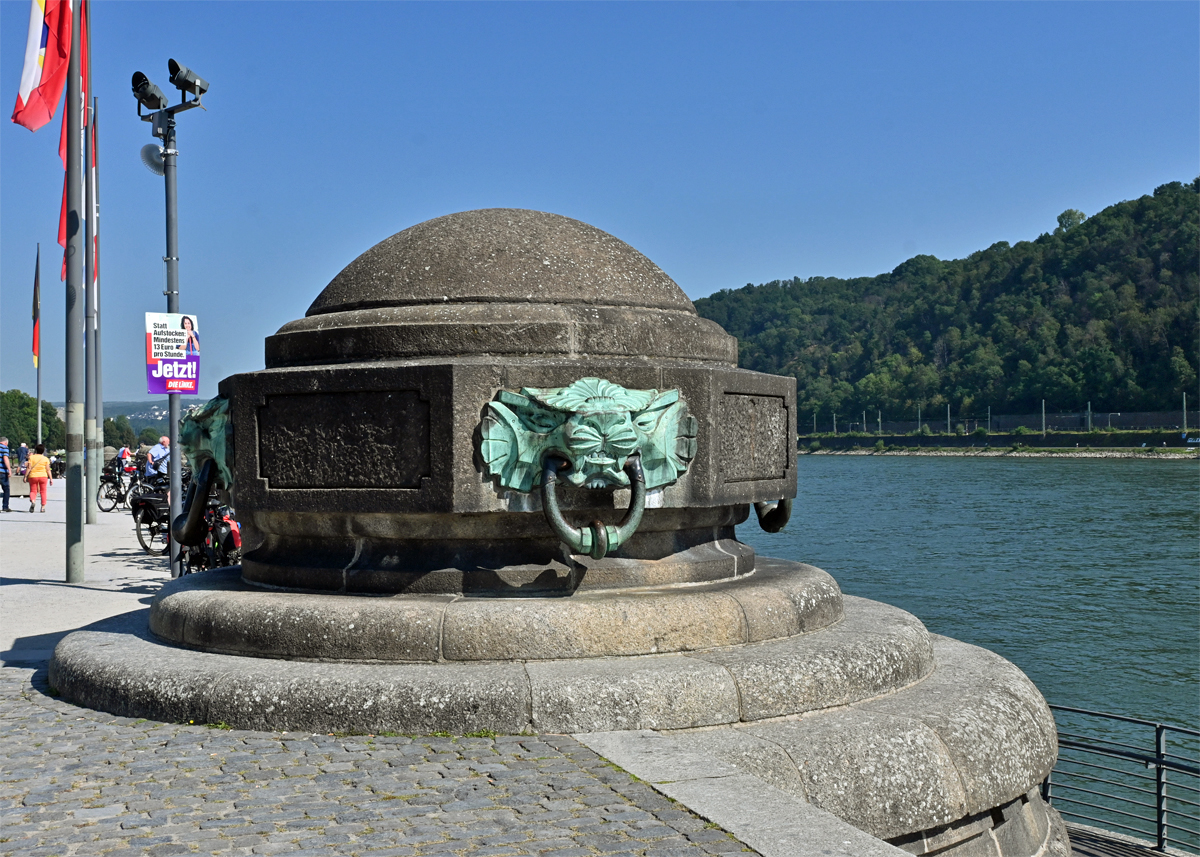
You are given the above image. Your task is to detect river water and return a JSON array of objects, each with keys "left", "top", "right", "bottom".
[{"left": 738, "top": 454, "right": 1199, "bottom": 729}]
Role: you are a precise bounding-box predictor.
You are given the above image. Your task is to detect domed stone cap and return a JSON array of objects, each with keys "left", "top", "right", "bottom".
[{"left": 307, "top": 208, "right": 696, "bottom": 317}]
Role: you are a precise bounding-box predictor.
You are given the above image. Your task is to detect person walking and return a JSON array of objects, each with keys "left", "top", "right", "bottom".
[
  {"left": 24, "top": 444, "right": 52, "bottom": 513},
  {"left": 0, "top": 437, "right": 11, "bottom": 513}
]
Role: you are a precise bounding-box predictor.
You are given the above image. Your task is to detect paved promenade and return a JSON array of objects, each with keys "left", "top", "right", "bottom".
[
  {"left": 2, "top": 667, "right": 753, "bottom": 857},
  {"left": 0, "top": 485, "right": 760, "bottom": 857},
  {"left": 1, "top": 482, "right": 164, "bottom": 665}
]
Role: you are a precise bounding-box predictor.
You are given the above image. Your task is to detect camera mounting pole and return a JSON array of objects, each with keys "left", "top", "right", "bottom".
[{"left": 132, "top": 61, "right": 209, "bottom": 578}]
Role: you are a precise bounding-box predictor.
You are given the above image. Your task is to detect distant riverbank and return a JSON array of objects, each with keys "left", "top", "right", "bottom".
[{"left": 808, "top": 447, "right": 1198, "bottom": 459}]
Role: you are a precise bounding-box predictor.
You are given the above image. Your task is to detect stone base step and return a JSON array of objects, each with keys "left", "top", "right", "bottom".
[
  {"left": 652, "top": 635, "right": 1057, "bottom": 844},
  {"left": 50, "top": 590, "right": 932, "bottom": 734},
  {"left": 48, "top": 561, "right": 1059, "bottom": 855},
  {"left": 147, "top": 560, "right": 844, "bottom": 662}
]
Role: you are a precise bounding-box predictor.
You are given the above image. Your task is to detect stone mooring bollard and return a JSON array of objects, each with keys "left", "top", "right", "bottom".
[{"left": 51, "top": 209, "right": 1067, "bottom": 857}]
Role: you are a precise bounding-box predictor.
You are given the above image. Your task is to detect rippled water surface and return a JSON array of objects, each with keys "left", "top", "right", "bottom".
[{"left": 738, "top": 455, "right": 1199, "bottom": 728}]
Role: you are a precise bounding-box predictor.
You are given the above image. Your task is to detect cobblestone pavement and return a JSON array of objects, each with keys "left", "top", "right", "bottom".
[{"left": 0, "top": 667, "right": 759, "bottom": 857}]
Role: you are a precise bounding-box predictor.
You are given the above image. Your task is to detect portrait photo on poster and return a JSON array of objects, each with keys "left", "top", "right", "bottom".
[{"left": 145, "top": 312, "right": 200, "bottom": 395}]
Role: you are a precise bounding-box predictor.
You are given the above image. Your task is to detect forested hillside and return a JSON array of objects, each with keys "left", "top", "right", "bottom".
[{"left": 695, "top": 179, "right": 1199, "bottom": 423}]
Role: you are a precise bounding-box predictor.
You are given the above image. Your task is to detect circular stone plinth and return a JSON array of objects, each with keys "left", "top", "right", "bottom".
[
  {"left": 51, "top": 573, "right": 936, "bottom": 734},
  {"left": 47, "top": 606, "right": 1057, "bottom": 855},
  {"left": 149, "top": 559, "right": 842, "bottom": 662}
]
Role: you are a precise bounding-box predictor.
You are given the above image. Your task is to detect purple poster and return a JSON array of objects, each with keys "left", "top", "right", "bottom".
[{"left": 146, "top": 312, "right": 200, "bottom": 395}]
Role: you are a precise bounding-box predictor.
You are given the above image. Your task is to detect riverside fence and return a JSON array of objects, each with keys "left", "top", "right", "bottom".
[
  {"left": 805, "top": 410, "right": 1200, "bottom": 436},
  {"left": 1043, "top": 705, "right": 1200, "bottom": 854}
]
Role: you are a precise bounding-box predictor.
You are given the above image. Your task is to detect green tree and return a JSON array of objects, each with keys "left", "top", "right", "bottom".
[
  {"left": 138, "top": 427, "right": 161, "bottom": 446},
  {"left": 1169, "top": 347, "right": 1198, "bottom": 397},
  {"left": 1054, "top": 209, "right": 1087, "bottom": 234},
  {"left": 103, "top": 415, "right": 137, "bottom": 448},
  {"left": 695, "top": 177, "right": 1199, "bottom": 418},
  {"left": 0, "top": 389, "right": 65, "bottom": 450}
]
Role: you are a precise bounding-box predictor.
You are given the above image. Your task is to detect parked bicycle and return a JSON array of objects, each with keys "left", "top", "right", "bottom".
[
  {"left": 171, "top": 460, "right": 240, "bottom": 573},
  {"left": 179, "top": 497, "right": 241, "bottom": 572},
  {"left": 129, "top": 473, "right": 173, "bottom": 555},
  {"left": 97, "top": 459, "right": 154, "bottom": 512}
]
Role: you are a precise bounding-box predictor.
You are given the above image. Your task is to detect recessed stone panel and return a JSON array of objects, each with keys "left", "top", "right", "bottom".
[
  {"left": 257, "top": 390, "right": 430, "bottom": 489},
  {"left": 720, "top": 393, "right": 788, "bottom": 483}
]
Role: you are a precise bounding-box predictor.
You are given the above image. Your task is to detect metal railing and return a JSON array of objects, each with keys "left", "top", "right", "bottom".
[{"left": 1042, "top": 704, "right": 1200, "bottom": 853}]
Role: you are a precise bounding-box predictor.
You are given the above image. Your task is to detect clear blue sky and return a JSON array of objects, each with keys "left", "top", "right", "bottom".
[{"left": 2, "top": 1, "right": 1197, "bottom": 403}]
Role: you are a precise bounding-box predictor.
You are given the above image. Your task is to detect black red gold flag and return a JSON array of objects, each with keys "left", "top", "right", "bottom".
[{"left": 32, "top": 244, "right": 40, "bottom": 368}]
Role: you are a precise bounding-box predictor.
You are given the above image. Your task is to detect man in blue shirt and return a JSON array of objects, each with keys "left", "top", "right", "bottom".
[
  {"left": 0, "top": 437, "right": 11, "bottom": 512},
  {"left": 147, "top": 436, "right": 170, "bottom": 478}
]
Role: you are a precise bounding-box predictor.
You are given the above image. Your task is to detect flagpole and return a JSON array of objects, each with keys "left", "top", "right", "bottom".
[
  {"left": 83, "top": 0, "right": 98, "bottom": 524},
  {"left": 36, "top": 245, "right": 42, "bottom": 445},
  {"left": 65, "top": 0, "right": 85, "bottom": 581},
  {"left": 84, "top": 101, "right": 97, "bottom": 524},
  {"left": 93, "top": 97, "right": 104, "bottom": 450}
]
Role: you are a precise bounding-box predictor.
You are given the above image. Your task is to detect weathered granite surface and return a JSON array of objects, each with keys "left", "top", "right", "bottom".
[
  {"left": 305, "top": 209, "right": 700, "bottom": 316},
  {"left": 576, "top": 729, "right": 1070, "bottom": 857},
  {"left": 51, "top": 582, "right": 1051, "bottom": 798},
  {"left": 673, "top": 636, "right": 1058, "bottom": 842},
  {"left": 220, "top": 210, "right": 796, "bottom": 592},
  {"left": 148, "top": 562, "right": 843, "bottom": 661}
]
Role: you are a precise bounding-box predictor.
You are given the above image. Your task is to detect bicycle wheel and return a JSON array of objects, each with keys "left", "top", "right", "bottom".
[
  {"left": 127, "top": 482, "right": 150, "bottom": 505},
  {"left": 97, "top": 482, "right": 120, "bottom": 513},
  {"left": 135, "top": 510, "right": 169, "bottom": 556}
]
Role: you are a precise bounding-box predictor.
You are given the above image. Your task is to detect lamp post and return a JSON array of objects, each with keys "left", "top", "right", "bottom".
[{"left": 132, "top": 60, "right": 208, "bottom": 578}]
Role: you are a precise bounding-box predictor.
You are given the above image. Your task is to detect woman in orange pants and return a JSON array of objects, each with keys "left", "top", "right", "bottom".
[{"left": 24, "top": 444, "right": 52, "bottom": 513}]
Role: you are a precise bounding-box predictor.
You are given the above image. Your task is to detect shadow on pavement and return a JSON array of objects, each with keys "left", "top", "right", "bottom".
[
  {"left": 0, "top": 578, "right": 161, "bottom": 596},
  {"left": 1065, "top": 824, "right": 1167, "bottom": 857},
  {"left": 1, "top": 607, "right": 152, "bottom": 668},
  {"left": 92, "top": 549, "right": 171, "bottom": 573}
]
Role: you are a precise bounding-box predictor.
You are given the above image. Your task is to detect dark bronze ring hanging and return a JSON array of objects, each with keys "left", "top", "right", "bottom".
[
  {"left": 541, "top": 454, "right": 647, "bottom": 559},
  {"left": 754, "top": 498, "right": 792, "bottom": 533}
]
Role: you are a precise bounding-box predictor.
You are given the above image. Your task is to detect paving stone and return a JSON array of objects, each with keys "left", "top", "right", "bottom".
[{"left": 0, "top": 666, "right": 757, "bottom": 857}]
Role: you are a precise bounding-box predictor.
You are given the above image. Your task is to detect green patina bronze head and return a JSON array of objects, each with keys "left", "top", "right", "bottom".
[
  {"left": 480, "top": 377, "right": 697, "bottom": 493},
  {"left": 179, "top": 395, "right": 235, "bottom": 493}
]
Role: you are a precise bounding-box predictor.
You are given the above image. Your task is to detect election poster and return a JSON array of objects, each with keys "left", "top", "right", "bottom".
[{"left": 146, "top": 312, "right": 200, "bottom": 394}]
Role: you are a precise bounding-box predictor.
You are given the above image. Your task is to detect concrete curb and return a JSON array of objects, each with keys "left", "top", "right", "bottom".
[{"left": 575, "top": 729, "right": 907, "bottom": 857}]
